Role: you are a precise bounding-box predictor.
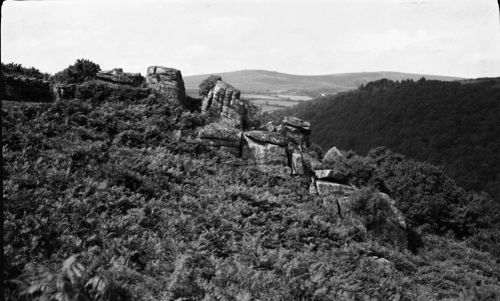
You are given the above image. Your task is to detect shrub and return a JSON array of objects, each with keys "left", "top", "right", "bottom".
[{"left": 52, "top": 59, "right": 101, "bottom": 84}]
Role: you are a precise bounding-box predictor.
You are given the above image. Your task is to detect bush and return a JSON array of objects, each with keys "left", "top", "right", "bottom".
[{"left": 52, "top": 59, "right": 101, "bottom": 84}]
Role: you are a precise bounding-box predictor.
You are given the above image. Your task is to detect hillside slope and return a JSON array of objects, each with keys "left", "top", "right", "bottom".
[
  {"left": 184, "top": 70, "right": 461, "bottom": 93},
  {"left": 278, "top": 78, "right": 500, "bottom": 202},
  {"left": 3, "top": 68, "right": 499, "bottom": 300}
]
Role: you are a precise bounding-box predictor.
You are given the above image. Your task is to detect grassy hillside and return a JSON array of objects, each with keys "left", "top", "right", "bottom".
[
  {"left": 277, "top": 78, "right": 500, "bottom": 203},
  {"left": 184, "top": 70, "right": 462, "bottom": 94},
  {"left": 3, "top": 83, "right": 500, "bottom": 300}
]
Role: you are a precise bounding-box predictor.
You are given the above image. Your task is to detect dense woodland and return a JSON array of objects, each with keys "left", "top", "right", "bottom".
[
  {"left": 277, "top": 78, "right": 500, "bottom": 203},
  {"left": 2, "top": 61, "right": 500, "bottom": 300}
]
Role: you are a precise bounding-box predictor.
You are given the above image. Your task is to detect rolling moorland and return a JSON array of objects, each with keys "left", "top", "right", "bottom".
[
  {"left": 184, "top": 70, "right": 462, "bottom": 112},
  {"left": 276, "top": 78, "right": 500, "bottom": 204},
  {"left": 2, "top": 60, "right": 500, "bottom": 300},
  {"left": 184, "top": 70, "right": 461, "bottom": 94}
]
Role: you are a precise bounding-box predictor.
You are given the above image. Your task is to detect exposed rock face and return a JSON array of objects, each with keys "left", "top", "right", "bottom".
[
  {"left": 97, "top": 68, "right": 143, "bottom": 86},
  {"left": 312, "top": 181, "right": 356, "bottom": 196},
  {"left": 244, "top": 131, "right": 288, "bottom": 147},
  {"left": 280, "top": 116, "right": 311, "bottom": 146},
  {"left": 242, "top": 132, "right": 288, "bottom": 166},
  {"left": 198, "top": 123, "right": 242, "bottom": 155},
  {"left": 323, "top": 146, "right": 344, "bottom": 163},
  {"left": 377, "top": 192, "right": 407, "bottom": 229},
  {"left": 201, "top": 79, "right": 249, "bottom": 129},
  {"left": 146, "top": 66, "right": 185, "bottom": 102},
  {"left": 314, "top": 169, "right": 346, "bottom": 182},
  {"left": 289, "top": 149, "right": 305, "bottom": 175},
  {"left": 302, "top": 152, "right": 324, "bottom": 175}
]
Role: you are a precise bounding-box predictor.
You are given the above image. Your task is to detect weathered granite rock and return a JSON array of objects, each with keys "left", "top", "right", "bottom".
[
  {"left": 377, "top": 192, "right": 407, "bottom": 229},
  {"left": 321, "top": 190, "right": 408, "bottom": 248},
  {"left": 314, "top": 169, "right": 346, "bottom": 182},
  {"left": 290, "top": 151, "right": 305, "bottom": 175},
  {"left": 97, "top": 68, "right": 143, "bottom": 86},
  {"left": 244, "top": 131, "right": 288, "bottom": 147},
  {"left": 279, "top": 117, "right": 311, "bottom": 145},
  {"left": 313, "top": 181, "right": 356, "bottom": 196},
  {"left": 282, "top": 116, "right": 310, "bottom": 130},
  {"left": 242, "top": 134, "right": 288, "bottom": 166},
  {"left": 302, "top": 152, "right": 325, "bottom": 175},
  {"left": 280, "top": 125, "right": 309, "bottom": 145},
  {"left": 261, "top": 121, "right": 280, "bottom": 132},
  {"left": 309, "top": 177, "right": 319, "bottom": 194},
  {"left": 323, "top": 146, "right": 344, "bottom": 163},
  {"left": 198, "top": 122, "right": 242, "bottom": 144},
  {"left": 146, "top": 66, "right": 185, "bottom": 102},
  {"left": 201, "top": 79, "right": 249, "bottom": 129},
  {"left": 198, "top": 123, "right": 242, "bottom": 156}
]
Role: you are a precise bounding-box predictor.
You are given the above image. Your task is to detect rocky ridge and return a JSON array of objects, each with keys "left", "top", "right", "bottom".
[
  {"left": 188, "top": 71, "right": 409, "bottom": 249},
  {"left": 49, "top": 64, "right": 409, "bottom": 249}
]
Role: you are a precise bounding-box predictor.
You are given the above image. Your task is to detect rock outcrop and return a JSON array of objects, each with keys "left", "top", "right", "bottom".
[
  {"left": 198, "top": 123, "right": 242, "bottom": 156},
  {"left": 146, "top": 66, "right": 185, "bottom": 102},
  {"left": 191, "top": 73, "right": 409, "bottom": 249},
  {"left": 242, "top": 131, "right": 289, "bottom": 166},
  {"left": 201, "top": 79, "right": 249, "bottom": 129},
  {"left": 97, "top": 68, "right": 143, "bottom": 86},
  {"left": 280, "top": 116, "right": 311, "bottom": 146}
]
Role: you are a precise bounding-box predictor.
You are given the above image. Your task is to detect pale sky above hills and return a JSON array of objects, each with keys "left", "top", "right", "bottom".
[{"left": 1, "top": 0, "right": 499, "bottom": 78}]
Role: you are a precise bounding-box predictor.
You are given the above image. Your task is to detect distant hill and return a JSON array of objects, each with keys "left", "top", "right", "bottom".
[
  {"left": 184, "top": 69, "right": 462, "bottom": 94},
  {"left": 277, "top": 77, "right": 500, "bottom": 202}
]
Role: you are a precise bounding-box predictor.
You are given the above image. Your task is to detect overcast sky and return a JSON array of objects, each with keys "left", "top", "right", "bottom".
[{"left": 1, "top": 0, "right": 499, "bottom": 77}]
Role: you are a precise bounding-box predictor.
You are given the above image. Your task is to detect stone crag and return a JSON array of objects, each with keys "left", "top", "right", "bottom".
[
  {"left": 193, "top": 73, "right": 409, "bottom": 249},
  {"left": 146, "top": 66, "right": 186, "bottom": 103},
  {"left": 97, "top": 68, "right": 144, "bottom": 86}
]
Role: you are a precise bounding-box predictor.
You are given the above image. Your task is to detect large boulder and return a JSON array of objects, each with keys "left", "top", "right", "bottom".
[
  {"left": 146, "top": 66, "right": 185, "bottom": 102},
  {"left": 314, "top": 169, "right": 346, "bottom": 182},
  {"left": 97, "top": 68, "right": 143, "bottom": 86},
  {"left": 301, "top": 152, "right": 324, "bottom": 175},
  {"left": 198, "top": 122, "right": 242, "bottom": 155},
  {"left": 323, "top": 146, "right": 344, "bottom": 163},
  {"left": 201, "top": 79, "right": 249, "bottom": 129},
  {"left": 280, "top": 117, "right": 311, "bottom": 146},
  {"left": 244, "top": 130, "right": 288, "bottom": 147},
  {"left": 312, "top": 181, "right": 357, "bottom": 196},
  {"left": 242, "top": 132, "right": 288, "bottom": 166},
  {"left": 322, "top": 190, "right": 408, "bottom": 249}
]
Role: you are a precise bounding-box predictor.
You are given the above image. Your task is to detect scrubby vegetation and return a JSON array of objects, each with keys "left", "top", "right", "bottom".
[
  {"left": 278, "top": 78, "right": 500, "bottom": 203},
  {"left": 51, "top": 59, "right": 102, "bottom": 84},
  {"left": 3, "top": 76, "right": 500, "bottom": 300},
  {"left": 1, "top": 63, "right": 52, "bottom": 102},
  {"left": 1, "top": 62, "right": 51, "bottom": 80}
]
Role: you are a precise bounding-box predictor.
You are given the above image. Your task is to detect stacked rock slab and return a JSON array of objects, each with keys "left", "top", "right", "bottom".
[
  {"left": 146, "top": 66, "right": 185, "bottom": 102},
  {"left": 242, "top": 131, "right": 289, "bottom": 166},
  {"left": 198, "top": 123, "right": 242, "bottom": 156},
  {"left": 280, "top": 116, "right": 311, "bottom": 146},
  {"left": 97, "top": 68, "right": 143, "bottom": 86},
  {"left": 201, "top": 80, "right": 248, "bottom": 129}
]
